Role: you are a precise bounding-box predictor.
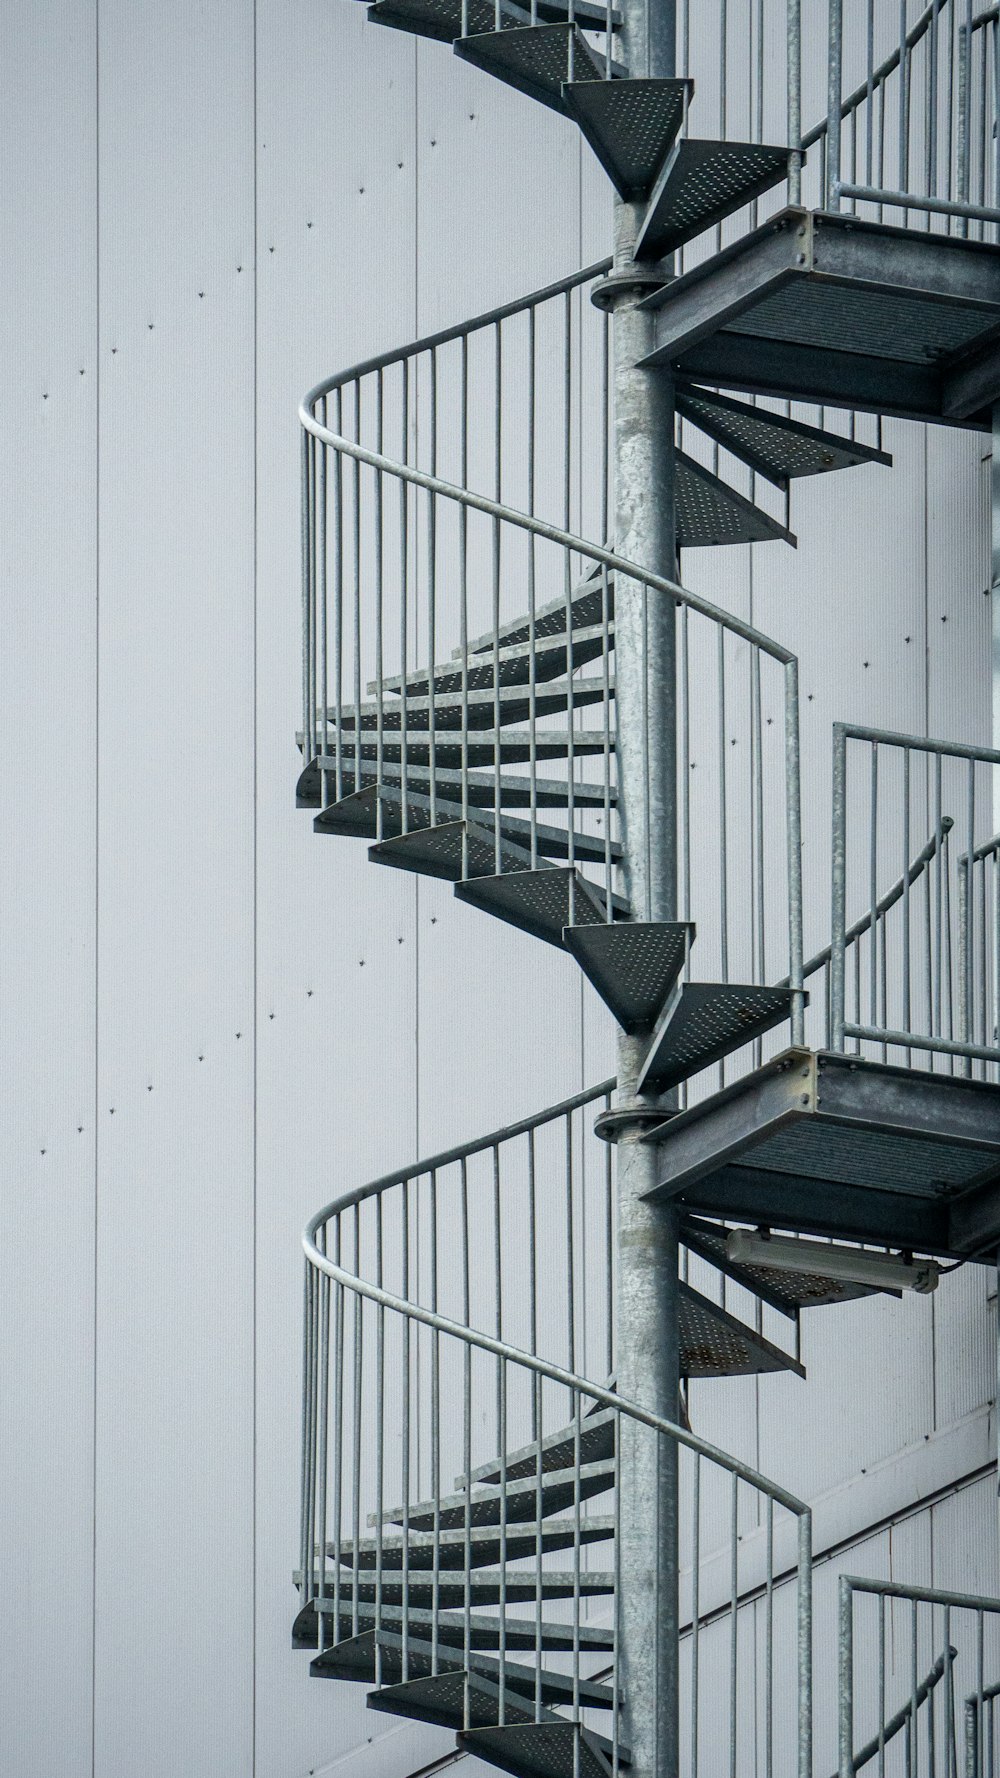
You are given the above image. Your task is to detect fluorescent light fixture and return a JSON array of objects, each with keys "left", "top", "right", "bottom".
[{"left": 725, "top": 1229, "right": 940, "bottom": 1295}]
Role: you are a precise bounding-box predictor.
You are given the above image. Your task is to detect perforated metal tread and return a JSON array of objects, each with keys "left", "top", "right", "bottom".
[
  {"left": 302, "top": 1600, "right": 616, "bottom": 1657},
  {"left": 300, "top": 757, "right": 615, "bottom": 812},
  {"left": 333, "top": 676, "right": 613, "bottom": 732},
  {"left": 676, "top": 450, "right": 795, "bottom": 547},
  {"left": 637, "top": 137, "right": 790, "bottom": 259},
  {"left": 314, "top": 1629, "right": 615, "bottom": 1706},
  {"left": 455, "top": 865, "right": 625, "bottom": 946},
  {"left": 563, "top": 920, "right": 694, "bottom": 1031},
  {"left": 679, "top": 1279, "right": 804, "bottom": 1377},
  {"left": 681, "top": 1214, "right": 876, "bottom": 1309},
  {"left": 637, "top": 982, "right": 798, "bottom": 1093},
  {"left": 461, "top": 567, "right": 613, "bottom": 657},
  {"left": 367, "top": 0, "right": 526, "bottom": 42},
  {"left": 562, "top": 76, "right": 691, "bottom": 197},
  {"left": 304, "top": 729, "right": 609, "bottom": 768},
  {"left": 319, "top": 783, "right": 619, "bottom": 867},
  {"left": 376, "top": 620, "right": 613, "bottom": 698},
  {"left": 459, "top": 1720, "right": 623, "bottom": 1778},
  {"left": 369, "top": 1667, "right": 566, "bottom": 1730},
  {"left": 677, "top": 385, "right": 892, "bottom": 488},
  {"left": 722, "top": 277, "right": 995, "bottom": 365},
  {"left": 464, "top": 1407, "right": 617, "bottom": 1485},
  {"left": 376, "top": 1457, "right": 617, "bottom": 1532},
  {"left": 454, "top": 24, "right": 612, "bottom": 115},
  {"left": 329, "top": 1567, "right": 615, "bottom": 1609},
  {"left": 335, "top": 1514, "right": 616, "bottom": 1571}
]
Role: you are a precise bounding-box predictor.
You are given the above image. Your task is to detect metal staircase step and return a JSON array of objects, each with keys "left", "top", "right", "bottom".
[
  {"left": 334, "top": 1514, "right": 616, "bottom": 1571},
  {"left": 300, "top": 1600, "right": 615, "bottom": 1657},
  {"left": 317, "top": 783, "right": 619, "bottom": 868},
  {"left": 637, "top": 982, "right": 799, "bottom": 1094},
  {"left": 311, "top": 1628, "right": 615, "bottom": 1708},
  {"left": 374, "top": 621, "right": 613, "bottom": 698},
  {"left": 370, "top": 816, "right": 531, "bottom": 881},
  {"left": 681, "top": 1213, "right": 876, "bottom": 1311},
  {"left": 459, "top": 1720, "right": 626, "bottom": 1777},
  {"left": 300, "top": 757, "right": 615, "bottom": 812},
  {"left": 676, "top": 449, "right": 794, "bottom": 547},
  {"left": 462, "top": 1407, "right": 617, "bottom": 1486},
  {"left": 375, "top": 1457, "right": 617, "bottom": 1531},
  {"left": 563, "top": 920, "right": 694, "bottom": 1032},
  {"left": 636, "top": 137, "right": 790, "bottom": 259},
  {"left": 461, "top": 567, "right": 613, "bottom": 657},
  {"left": 301, "top": 730, "right": 609, "bottom": 768},
  {"left": 679, "top": 1279, "right": 804, "bottom": 1378},
  {"left": 333, "top": 676, "right": 613, "bottom": 733},
  {"left": 366, "top": 0, "right": 526, "bottom": 42},
  {"left": 323, "top": 1568, "right": 615, "bottom": 1609},
  {"left": 455, "top": 865, "right": 627, "bottom": 947},
  {"left": 368, "top": 1666, "right": 609, "bottom": 1731},
  {"left": 454, "top": 24, "right": 617, "bottom": 116},
  {"left": 639, "top": 210, "right": 1000, "bottom": 426},
  {"left": 677, "top": 385, "right": 892, "bottom": 489},
  {"left": 561, "top": 76, "right": 691, "bottom": 197}
]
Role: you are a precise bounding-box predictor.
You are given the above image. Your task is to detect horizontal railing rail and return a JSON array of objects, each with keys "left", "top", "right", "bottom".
[
  {"left": 299, "top": 1083, "right": 814, "bottom": 1778},
  {"left": 831, "top": 724, "right": 1000, "bottom": 1078}
]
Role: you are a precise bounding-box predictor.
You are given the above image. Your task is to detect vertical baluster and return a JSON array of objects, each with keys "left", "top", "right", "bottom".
[
  {"left": 493, "top": 322, "right": 502, "bottom": 874},
  {"left": 428, "top": 350, "right": 438, "bottom": 826},
  {"left": 460, "top": 336, "right": 470, "bottom": 877},
  {"left": 787, "top": 0, "right": 801, "bottom": 202},
  {"left": 375, "top": 375, "right": 385, "bottom": 834},
  {"left": 869, "top": 728, "right": 879, "bottom": 1036},
  {"left": 400, "top": 1181, "right": 411, "bottom": 1675},
  {"left": 878, "top": 1591, "right": 887, "bottom": 1778},
  {"left": 317, "top": 1226, "right": 331, "bottom": 1630},
  {"left": 460, "top": 1159, "right": 472, "bottom": 1690},
  {"left": 334, "top": 388, "right": 344, "bottom": 803},
  {"left": 528, "top": 306, "right": 538, "bottom": 870},
  {"left": 301, "top": 427, "right": 313, "bottom": 775},
  {"left": 959, "top": 0, "right": 974, "bottom": 235},
  {"left": 352, "top": 381, "right": 362, "bottom": 793},
  {"left": 332, "top": 1219, "right": 345, "bottom": 1638},
  {"left": 564, "top": 290, "right": 577, "bottom": 894},
  {"left": 729, "top": 1473, "right": 738, "bottom": 1778},
  {"left": 752, "top": 647, "right": 765, "bottom": 997},
  {"left": 604, "top": 1092, "right": 614, "bottom": 1377},
  {"left": 400, "top": 362, "right": 410, "bottom": 818},
  {"left": 430, "top": 1171, "right": 441, "bottom": 1673},
  {"left": 493, "top": 1145, "right": 508, "bottom": 1720},
  {"left": 319, "top": 403, "right": 329, "bottom": 807},
  {"left": 690, "top": 1452, "right": 701, "bottom": 1778},
  {"left": 827, "top": 0, "right": 843, "bottom": 209},
  {"left": 374, "top": 1198, "right": 385, "bottom": 1685},
  {"left": 902, "top": 748, "right": 913, "bottom": 1058},
  {"left": 765, "top": 1496, "right": 775, "bottom": 1778},
  {"left": 351, "top": 1206, "right": 363, "bottom": 1638},
  {"left": 718, "top": 627, "right": 729, "bottom": 1086},
  {"left": 299, "top": 1262, "right": 315, "bottom": 1606},
  {"left": 898, "top": 1, "right": 911, "bottom": 215},
  {"left": 910, "top": 1597, "right": 920, "bottom": 1778}
]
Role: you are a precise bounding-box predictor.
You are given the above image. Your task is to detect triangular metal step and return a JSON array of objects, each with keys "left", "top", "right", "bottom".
[
  {"left": 676, "top": 449, "right": 795, "bottom": 547},
  {"left": 681, "top": 1213, "right": 877, "bottom": 1310},
  {"left": 679, "top": 1279, "right": 804, "bottom": 1377},
  {"left": 370, "top": 816, "right": 530, "bottom": 882},
  {"left": 562, "top": 76, "right": 691, "bottom": 197},
  {"left": 376, "top": 1457, "right": 616, "bottom": 1532},
  {"left": 677, "top": 385, "right": 892, "bottom": 489},
  {"left": 302, "top": 1599, "right": 615, "bottom": 1657},
  {"left": 300, "top": 755, "right": 614, "bottom": 811},
  {"left": 459, "top": 1720, "right": 625, "bottom": 1777},
  {"left": 637, "top": 981, "right": 799, "bottom": 1094},
  {"left": 313, "top": 1629, "right": 615, "bottom": 1707},
  {"left": 376, "top": 619, "right": 613, "bottom": 698},
  {"left": 454, "top": 24, "right": 614, "bottom": 115},
  {"left": 563, "top": 920, "right": 694, "bottom": 1032},
  {"left": 636, "top": 137, "right": 790, "bottom": 259},
  {"left": 325, "top": 1567, "right": 615, "bottom": 1609},
  {"left": 318, "top": 783, "right": 618, "bottom": 867},
  {"left": 333, "top": 676, "right": 613, "bottom": 733},
  {"left": 369, "top": 1666, "right": 598, "bottom": 1731},
  {"left": 462, "top": 1406, "right": 617, "bottom": 1486},
  {"left": 461, "top": 566, "right": 613, "bottom": 656},
  {"left": 300, "top": 730, "right": 609, "bottom": 768},
  {"left": 336, "top": 1514, "right": 616, "bottom": 1571},
  {"left": 367, "top": 0, "right": 527, "bottom": 43},
  {"left": 455, "top": 865, "right": 625, "bottom": 947}
]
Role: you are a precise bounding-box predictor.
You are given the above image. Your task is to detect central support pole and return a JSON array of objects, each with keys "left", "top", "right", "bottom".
[{"left": 605, "top": 4, "right": 681, "bottom": 1775}]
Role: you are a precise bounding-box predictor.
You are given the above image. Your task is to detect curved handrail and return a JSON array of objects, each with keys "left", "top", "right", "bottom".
[
  {"left": 303, "top": 1208, "right": 809, "bottom": 1516},
  {"left": 803, "top": 0, "right": 953, "bottom": 153},
  {"left": 302, "top": 257, "right": 612, "bottom": 412},
  {"left": 299, "top": 414, "right": 798, "bottom": 669}
]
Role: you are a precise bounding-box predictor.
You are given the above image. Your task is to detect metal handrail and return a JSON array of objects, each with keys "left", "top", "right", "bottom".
[
  {"left": 835, "top": 1647, "right": 958, "bottom": 1778},
  {"left": 804, "top": 0, "right": 953, "bottom": 152}
]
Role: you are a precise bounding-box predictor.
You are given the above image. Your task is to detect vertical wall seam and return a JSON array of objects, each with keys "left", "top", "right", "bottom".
[
  {"left": 251, "top": 0, "right": 259, "bottom": 1767},
  {"left": 91, "top": 1, "right": 100, "bottom": 1772}
]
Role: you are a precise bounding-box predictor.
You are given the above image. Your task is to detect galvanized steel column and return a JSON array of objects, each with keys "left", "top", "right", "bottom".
[
  {"left": 992, "top": 405, "right": 1000, "bottom": 832},
  {"left": 609, "top": 2, "right": 680, "bottom": 1774}
]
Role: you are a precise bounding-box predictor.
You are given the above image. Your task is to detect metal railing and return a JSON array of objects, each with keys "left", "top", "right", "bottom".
[
  {"left": 838, "top": 1576, "right": 1000, "bottom": 1778},
  {"left": 820, "top": 0, "right": 1000, "bottom": 238},
  {"left": 300, "top": 266, "right": 805, "bottom": 1047},
  {"left": 298, "top": 1082, "right": 814, "bottom": 1777},
  {"left": 830, "top": 725, "right": 1000, "bottom": 1078}
]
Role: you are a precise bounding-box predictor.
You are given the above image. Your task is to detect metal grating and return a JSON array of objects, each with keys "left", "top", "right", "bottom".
[
  {"left": 311, "top": 730, "right": 608, "bottom": 767},
  {"left": 677, "top": 386, "right": 891, "bottom": 487},
  {"left": 311, "top": 759, "right": 614, "bottom": 811},
  {"left": 638, "top": 983, "right": 796, "bottom": 1093},
  {"left": 367, "top": 0, "right": 524, "bottom": 42},
  {"left": 369, "top": 817, "right": 531, "bottom": 881},
  {"left": 459, "top": 1721, "right": 620, "bottom": 1778},
  {"left": 682, "top": 1215, "right": 875, "bottom": 1308},
  {"left": 676, "top": 450, "right": 794, "bottom": 547},
  {"left": 455, "top": 864, "right": 615, "bottom": 945},
  {"left": 381, "top": 1458, "right": 617, "bottom": 1531},
  {"left": 332, "top": 1568, "right": 615, "bottom": 1609},
  {"left": 724, "top": 279, "right": 995, "bottom": 364},
  {"left": 679, "top": 1281, "right": 803, "bottom": 1377},
  {"left": 336, "top": 676, "right": 611, "bottom": 732},
  {"left": 308, "top": 1601, "right": 616, "bottom": 1657},
  {"left": 469, "top": 1407, "right": 617, "bottom": 1483},
  {"left": 563, "top": 919, "right": 693, "bottom": 1031},
  {"left": 378, "top": 620, "right": 612, "bottom": 697},
  {"left": 323, "top": 783, "right": 617, "bottom": 866},
  {"left": 339, "top": 1515, "right": 616, "bottom": 1571},
  {"left": 454, "top": 23, "right": 605, "bottom": 114},
  {"left": 370, "top": 1668, "right": 546, "bottom": 1730},
  {"left": 637, "top": 138, "right": 788, "bottom": 258},
  {"left": 747, "top": 1121, "right": 994, "bottom": 1197},
  {"left": 463, "top": 568, "right": 614, "bottom": 655},
  {"left": 562, "top": 76, "right": 691, "bottom": 196}
]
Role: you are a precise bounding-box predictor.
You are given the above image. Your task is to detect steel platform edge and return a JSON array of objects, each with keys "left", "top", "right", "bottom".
[{"left": 640, "top": 1048, "right": 1000, "bottom": 1261}]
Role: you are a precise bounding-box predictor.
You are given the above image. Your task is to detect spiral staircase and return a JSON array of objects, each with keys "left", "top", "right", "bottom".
[{"left": 294, "top": 3, "right": 1000, "bottom": 1775}]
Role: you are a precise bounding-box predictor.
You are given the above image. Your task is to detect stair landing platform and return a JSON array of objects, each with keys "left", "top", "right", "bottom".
[
  {"left": 641, "top": 1049, "right": 1000, "bottom": 1261},
  {"left": 640, "top": 209, "right": 1000, "bottom": 428}
]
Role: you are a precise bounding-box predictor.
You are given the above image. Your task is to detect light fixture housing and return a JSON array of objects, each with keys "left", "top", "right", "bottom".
[{"left": 725, "top": 1229, "right": 941, "bottom": 1295}]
